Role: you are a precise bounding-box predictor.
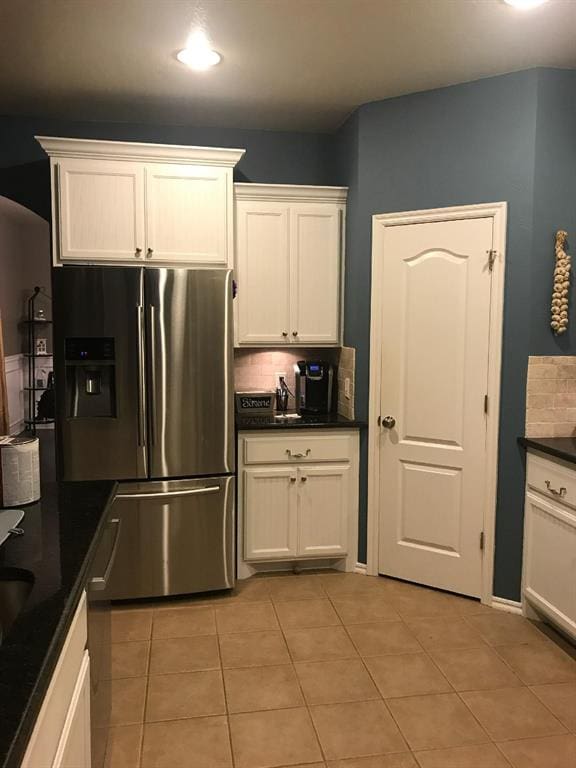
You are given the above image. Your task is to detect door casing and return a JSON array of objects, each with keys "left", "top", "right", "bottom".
[{"left": 367, "top": 202, "right": 507, "bottom": 605}]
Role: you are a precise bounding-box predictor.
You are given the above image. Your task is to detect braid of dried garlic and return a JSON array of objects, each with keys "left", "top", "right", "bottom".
[{"left": 551, "top": 230, "right": 570, "bottom": 335}]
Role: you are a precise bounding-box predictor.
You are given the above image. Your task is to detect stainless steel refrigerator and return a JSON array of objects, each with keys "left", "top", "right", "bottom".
[{"left": 53, "top": 267, "right": 235, "bottom": 600}]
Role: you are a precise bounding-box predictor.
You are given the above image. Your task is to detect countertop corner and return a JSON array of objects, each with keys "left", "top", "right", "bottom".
[{"left": 518, "top": 435, "right": 576, "bottom": 465}]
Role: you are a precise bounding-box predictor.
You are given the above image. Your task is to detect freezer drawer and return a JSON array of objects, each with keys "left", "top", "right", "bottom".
[{"left": 102, "top": 476, "right": 234, "bottom": 600}]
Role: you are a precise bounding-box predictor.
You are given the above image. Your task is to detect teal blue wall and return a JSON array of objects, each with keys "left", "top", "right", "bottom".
[{"left": 335, "top": 68, "right": 575, "bottom": 600}]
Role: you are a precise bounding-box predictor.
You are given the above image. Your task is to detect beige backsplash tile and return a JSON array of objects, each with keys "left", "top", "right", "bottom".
[
  {"left": 234, "top": 347, "right": 355, "bottom": 419},
  {"left": 525, "top": 356, "right": 576, "bottom": 438}
]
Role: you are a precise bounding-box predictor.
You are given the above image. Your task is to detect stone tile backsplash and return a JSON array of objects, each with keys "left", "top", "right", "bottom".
[
  {"left": 234, "top": 347, "right": 355, "bottom": 419},
  {"left": 525, "top": 356, "right": 576, "bottom": 437}
]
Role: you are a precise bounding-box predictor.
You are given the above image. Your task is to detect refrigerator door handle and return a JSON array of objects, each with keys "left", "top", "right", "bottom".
[
  {"left": 148, "top": 304, "right": 156, "bottom": 446},
  {"left": 116, "top": 486, "right": 220, "bottom": 500},
  {"left": 137, "top": 304, "right": 147, "bottom": 446}
]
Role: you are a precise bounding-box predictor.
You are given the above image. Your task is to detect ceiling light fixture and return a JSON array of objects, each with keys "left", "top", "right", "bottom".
[
  {"left": 177, "top": 29, "right": 221, "bottom": 71},
  {"left": 503, "top": 0, "right": 548, "bottom": 9}
]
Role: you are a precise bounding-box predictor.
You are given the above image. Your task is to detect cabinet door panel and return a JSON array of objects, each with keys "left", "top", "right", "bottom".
[
  {"left": 298, "top": 465, "right": 349, "bottom": 557},
  {"left": 244, "top": 467, "right": 297, "bottom": 560},
  {"left": 58, "top": 158, "right": 145, "bottom": 262},
  {"left": 54, "top": 651, "right": 91, "bottom": 768},
  {"left": 236, "top": 201, "right": 290, "bottom": 344},
  {"left": 145, "top": 163, "right": 229, "bottom": 264},
  {"left": 523, "top": 491, "right": 576, "bottom": 640},
  {"left": 290, "top": 205, "right": 341, "bottom": 344}
]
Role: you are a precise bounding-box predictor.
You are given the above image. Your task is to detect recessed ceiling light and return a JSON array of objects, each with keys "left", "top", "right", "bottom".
[
  {"left": 177, "top": 46, "right": 221, "bottom": 70},
  {"left": 177, "top": 29, "right": 221, "bottom": 71},
  {"left": 503, "top": 0, "right": 548, "bottom": 9}
]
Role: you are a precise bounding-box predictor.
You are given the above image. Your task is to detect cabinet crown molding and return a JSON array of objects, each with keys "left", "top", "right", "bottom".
[
  {"left": 35, "top": 136, "right": 246, "bottom": 167},
  {"left": 235, "top": 183, "right": 348, "bottom": 204}
]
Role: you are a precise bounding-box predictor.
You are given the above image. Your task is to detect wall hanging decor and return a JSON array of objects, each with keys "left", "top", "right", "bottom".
[{"left": 550, "top": 230, "right": 570, "bottom": 335}]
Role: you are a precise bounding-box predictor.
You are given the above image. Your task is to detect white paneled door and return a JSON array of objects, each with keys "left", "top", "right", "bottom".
[{"left": 376, "top": 216, "right": 494, "bottom": 597}]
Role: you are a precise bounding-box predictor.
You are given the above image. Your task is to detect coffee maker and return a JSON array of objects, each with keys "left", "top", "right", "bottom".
[{"left": 295, "top": 361, "right": 337, "bottom": 414}]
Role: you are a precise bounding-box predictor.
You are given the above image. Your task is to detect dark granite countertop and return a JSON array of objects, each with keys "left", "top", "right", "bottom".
[
  {"left": 236, "top": 412, "right": 367, "bottom": 430},
  {"left": 518, "top": 436, "right": 576, "bottom": 466},
  {"left": 0, "top": 432, "right": 115, "bottom": 768}
]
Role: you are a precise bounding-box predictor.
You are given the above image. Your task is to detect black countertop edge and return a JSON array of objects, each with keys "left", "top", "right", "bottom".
[
  {"left": 1, "top": 433, "right": 116, "bottom": 768},
  {"left": 518, "top": 436, "right": 576, "bottom": 466},
  {"left": 236, "top": 413, "right": 367, "bottom": 430}
]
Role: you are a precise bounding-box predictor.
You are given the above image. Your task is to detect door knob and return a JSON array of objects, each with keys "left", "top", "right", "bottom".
[{"left": 381, "top": 416, "right": 396, "bottom": 429}]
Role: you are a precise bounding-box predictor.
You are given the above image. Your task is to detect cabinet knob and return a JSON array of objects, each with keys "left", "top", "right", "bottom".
[
  {"left": 292, "top": 331, "right": 298, "bottom": 337},
  {"left": 301, "top": 476, "right": 308, "bottom": 482},
  {"left": 147, "top": 248, "right": 154, "bottom": 258},
  {"left": 135, "top": 247, "right": 142, "bottom": 258},
  {"left": 282, "top": 331, "right": 288, "bottom": 338},
  {"left": 290, "top": 476, "right": 297, "bottom": 483}
]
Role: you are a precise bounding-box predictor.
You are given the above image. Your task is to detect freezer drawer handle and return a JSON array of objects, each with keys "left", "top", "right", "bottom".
[
  {"left": 116, "top": 486, "right": 220, "bottom": 500},
  {"left": 90, "top": 518, "right": 121, "bottom": 592}
]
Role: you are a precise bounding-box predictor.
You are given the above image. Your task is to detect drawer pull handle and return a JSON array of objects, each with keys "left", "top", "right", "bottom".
[
  {"left": 286, "top": 449, "right": 311, "bottom": 459},
  {"left": 545, "top": 480, "right": 567, "bottom": 498}
]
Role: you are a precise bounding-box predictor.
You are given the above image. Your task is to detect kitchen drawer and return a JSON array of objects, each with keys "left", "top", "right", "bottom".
[
  {"left": 527, "top": 452, "right": 576, "bottom": 510},
  {"left": 243, "top": 433, "right": 352, "bottom": 465}
]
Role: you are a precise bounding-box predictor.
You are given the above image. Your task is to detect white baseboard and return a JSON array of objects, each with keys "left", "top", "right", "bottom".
[
  {"left": 354, "top": 562, "right": 367, "bottom": 575},
  {"left": 491, "top": 596, "right": 523, "bottom": 615}
]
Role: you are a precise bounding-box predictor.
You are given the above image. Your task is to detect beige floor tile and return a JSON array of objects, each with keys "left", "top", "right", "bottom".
[
  {"left": 224, "top": 664, "right": 304, "bottom": 712},
  {"left": 346, "top": 622, "right": 422, "bottom": 656},
  {"left": 464, "top": 613, "right": 548, "bottom": 646},
  {"left": 387, "top": 589, "right": 468, "bottom": 619},
  {"left": 310, "top": 699, "right": 407, "bottom": 759},
  {"left": 321, "top": 573, "right": 387, "bottom": 598},
  {"left": 496, "top": 734, "right": 576, "bottom": 768},
  {"left": 149, "top": 635, "right": 220, "bottom": 674},
  {"left": 295, "top": 659, "right": 380, "bottom": 705},
  {"left": 111, "top": 609, "right": 152, "bottom": 642},
  {"left": 215, "top": 601, "right": 279, "bottom": 633},
  {"left": 405, "top": 617, "right": 485, "bottom": 651},
  {"left": 275, "top": 598, "right": 341, "bottom": 629},
  {"left": 219, "top": 630, "right": 290, "bottom": 668},
  {"left": 152, "top": 606, "right": 216, "bottom": 639},
  {"left": 141, "top": 716, "right": 232, "bottom": 768},
  {"left": 212, "top": 578, "right": 273, "bottom": 604},
  {"left": 326, "top": 756, "right": 418, "bottom": 768},
  {"left": 364, "top": 653, "right": 451, "bottom": 698},
  {"left": 284, "top": 626, "right": 358, "bottom": 662},
  {"left": 268, "top": 575, "right": 327, "bottom": 602},
  {"left": 413, "top": 743, "right": 510, "bottom": 767},
  {"left": 104, "top": 724, "right": 143, "bottom": 768},
  {"left": 110, "top": 677, "right": 147, "bottom": 726},
  {"left": 531, "top": 682, "right": 576, "bottom": 730},
  {"left": 387, "top": 693, "right": 489, "bottom": 750},
  {"left": 430, "top": 646, "right": 522, "bottom": 691},
  {"left": 496, "top": 642, "right": 576, "bottom": 685},
  {"left": 109, "top": 641, "right": 150, "bottom": 679},
  {"left": 461, "top": 686, "right": 567, "bottom": 741},
  {"left": 146, "top": 670, "right": 225, "bottom": 721},
  {"left": 332, "top": 596, "right": 400, "bottom": 625},
  {"left": 229, "top": 707, "right": 322, "bottom": 768}
]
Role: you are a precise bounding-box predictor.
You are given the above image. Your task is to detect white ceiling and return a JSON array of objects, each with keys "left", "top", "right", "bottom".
[{"left": 1, "top": 0, "right": 575, "bottom": 132}]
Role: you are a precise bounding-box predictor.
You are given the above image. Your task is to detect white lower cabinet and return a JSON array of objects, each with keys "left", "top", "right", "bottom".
[
  {"left": 22, "top": 592, "right": 91, "bottom": 768},
  {"left": 238, "top": 429, "right": 359, "bottom": 577},
  {"left": 523, "top": 452, "right": 576, "bottom": 641}
]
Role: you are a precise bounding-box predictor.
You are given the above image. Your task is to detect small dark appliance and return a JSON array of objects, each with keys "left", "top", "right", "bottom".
[{"left": 295, "top": 360, "right": 337, "bottom": 414}]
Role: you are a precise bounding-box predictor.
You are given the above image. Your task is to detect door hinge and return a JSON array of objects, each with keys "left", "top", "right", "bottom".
[
  {"left": 480, "top": 531, "right": 485, "bottom": 551},
  {"left": 484, "top": 394, "right": 488, "bottom": 414},
  {"left": 487, "top": 249, "right": 497, "bottom": 271}
]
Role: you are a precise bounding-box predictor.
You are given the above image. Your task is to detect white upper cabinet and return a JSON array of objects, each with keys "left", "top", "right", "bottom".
[
  {"left": 145, "top": 163, "right": 230, "bottom": 264},
  {"left": 235, "top": 201, "right": 291, "bottom": 344},
  {"left": 58, "top": 158, "right": 145, "bottom": 262},
  {"left": 36, "top": 137, "right": 245, "bottom": 267},
  {"left": 235, "top": 184, "right": 347, "bottom": 347}
]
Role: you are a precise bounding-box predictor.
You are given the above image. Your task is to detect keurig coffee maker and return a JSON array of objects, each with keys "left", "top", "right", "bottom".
[{"left": 295, "top": 360, "right": 337, "bottom": 414}]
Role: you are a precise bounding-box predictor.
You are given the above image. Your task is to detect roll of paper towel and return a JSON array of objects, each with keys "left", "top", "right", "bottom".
[{"left": 0, "top": 436, "right": 41, "bottom": 507}]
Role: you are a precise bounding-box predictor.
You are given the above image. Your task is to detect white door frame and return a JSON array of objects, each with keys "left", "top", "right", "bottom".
[{"left": 367, "top": 202, "right": 507, "bottom": 605}]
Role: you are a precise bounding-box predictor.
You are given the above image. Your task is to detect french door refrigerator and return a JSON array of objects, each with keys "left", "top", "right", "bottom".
[{"left": 53, "top": 267, "right": 235, "bottom": 599}]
